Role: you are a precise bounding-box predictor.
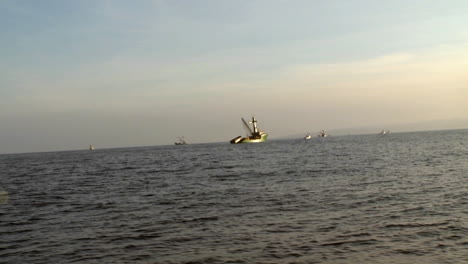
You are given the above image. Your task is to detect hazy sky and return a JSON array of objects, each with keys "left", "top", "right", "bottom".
[{"left": 1, "top": 0, "right": 468, "bottom": 153}]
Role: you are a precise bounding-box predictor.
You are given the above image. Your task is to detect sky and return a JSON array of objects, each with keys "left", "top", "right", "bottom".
[{"left": 1, "top": 0, "right": 468, "bottom": 153}]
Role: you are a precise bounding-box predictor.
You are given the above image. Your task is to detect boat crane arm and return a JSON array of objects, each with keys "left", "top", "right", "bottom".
[{"left": 241, "top": 117, "right": 254, "bottom": 136}]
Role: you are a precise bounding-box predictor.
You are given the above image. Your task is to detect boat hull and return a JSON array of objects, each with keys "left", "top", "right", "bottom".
[{"left": 230, "top": 133, "right": 268, "bottom": 144}]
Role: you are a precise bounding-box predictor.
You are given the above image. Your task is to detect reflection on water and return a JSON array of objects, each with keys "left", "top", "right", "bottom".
[{"left": 0, "top": 190, "right": 8, "bottom": 204}]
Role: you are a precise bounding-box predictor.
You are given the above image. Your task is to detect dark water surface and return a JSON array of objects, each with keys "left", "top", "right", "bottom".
[{"left": 1, "top": 130, "right": 467, "bottom": 263}]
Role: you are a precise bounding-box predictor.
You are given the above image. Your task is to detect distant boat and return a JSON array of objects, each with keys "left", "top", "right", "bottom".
[
  {"left": 174, "top": 137, "right": 188, "bottom": 145},
  {"left": 304, "top": 133, "right": 312, "bottom": 140},
  {"left": 318, "top": 130, "right": 328, "bottom": 137},
  {"left": 89, "top": 145, "right": 95, "bottom": 150},
  {"left": 230, "top": 116, "right": 268, "bottom": 144},
  {"left": 379, "top": 130, "right": 391, "bottom": 135}
]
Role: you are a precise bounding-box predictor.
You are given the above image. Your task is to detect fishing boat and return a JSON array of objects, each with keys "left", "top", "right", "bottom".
[
  {"left": 230, "top": 116, "right": 268, "bottom": 144},
  {"left": 379, "top": 130, "right": 390, "bottom": 135},
  {"left": 304, "top": 133, "right": 312, "bottom": 140},
  {"left": 174, "top": 137, "right": 188, "bottom": 145},
  {"left": 318, "top": 130, "right": 328, "bottom": 137},
  {"left": 89, "top": 145, "right": 95, "bottom": 150}
]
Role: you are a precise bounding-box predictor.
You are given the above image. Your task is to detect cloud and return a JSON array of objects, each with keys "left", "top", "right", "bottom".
[
  {"left": 3, "top": 36, "right": 468, "bottom": 129},
  {"left": 260, "top": 44, "right": 468, "bottom": 104},
  {"left": 196, "top": 44, "right": 468, "bottom": 129}
]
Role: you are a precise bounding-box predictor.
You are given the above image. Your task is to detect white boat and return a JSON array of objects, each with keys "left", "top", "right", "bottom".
[
  {"left": 304, "top": 134, "right": 312, "bottom": 139},
  {"left": 229, "top": 116, "right": 268, "bottom": 144},
  {"left": 379, "top": 130, "right": 391, "bottom": 135},
  {"left": 89, "top": 145, "right": 95, "bottom": 150}
]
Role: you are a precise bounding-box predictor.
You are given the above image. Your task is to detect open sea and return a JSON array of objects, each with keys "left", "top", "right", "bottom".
[{"left": 1, "top": 130, "right": 467, "bottom": 264}]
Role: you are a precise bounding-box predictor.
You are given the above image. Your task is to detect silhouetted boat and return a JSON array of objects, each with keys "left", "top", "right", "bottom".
[
  {"left": 318, "top": 130, "right": 328, "bottom": 137},
  {"left": 174, "top": 137, "right": 188, "bottom": 145}
]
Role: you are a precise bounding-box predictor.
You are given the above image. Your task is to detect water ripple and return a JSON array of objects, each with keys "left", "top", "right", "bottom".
[{"left": 1, "top": 130, "right": 467, "bottom": 263}]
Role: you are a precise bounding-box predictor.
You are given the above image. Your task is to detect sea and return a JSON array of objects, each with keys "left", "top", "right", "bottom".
[{"left": 1, "top": 129, "right": 467, "bottom": 264}]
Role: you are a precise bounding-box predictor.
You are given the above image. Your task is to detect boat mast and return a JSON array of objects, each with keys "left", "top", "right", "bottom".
[{"left": 251, "top": 117, "right": 259, "bottom": 134}]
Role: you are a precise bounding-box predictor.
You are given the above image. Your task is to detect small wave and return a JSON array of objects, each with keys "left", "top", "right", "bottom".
[
  {"left": 181, "top": 216, "right": 219, "bottom": 223},
  {"left": 337, "top": 232, "right": 372, "bottom": 238},
  {"left": 120, "top": 166, "right": 138, "bottom": 170},
  {"left": 125, "top": 254, "right": 152, "bottom": 261},
  {"left": 134, "top": 233, "right": 163, "bottom": 240},
  {"left": 167, "top": 236, "right": 202, "bottom": 243},
  {"left": 384, "top": 221, "right": 449, "bottom": 229},
  {"left": 202, "top": 166, "right": 219, "bottom": 171},
  {"left": 416, "top": 230, "right": 441, "bottom": 237},
  {"left": 181, "top": 256, "right": 223, "bottom": 264},
  {"left": 210, "top": 174, "right": 241, "bottom": 181},
  {"left": 391, "top": 248, "right": 426, "bottom": 256},
  {"left": 321, "top": 238, "right": 378, "bottom": 246},
  {"left": 157, "top": 199, "right": 176, "bottom": 205}
]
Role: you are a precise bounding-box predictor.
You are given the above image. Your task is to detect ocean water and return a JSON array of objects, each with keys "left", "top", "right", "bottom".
[{"left": 1, "top": 130, "right": 467, "bottom": 264}]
